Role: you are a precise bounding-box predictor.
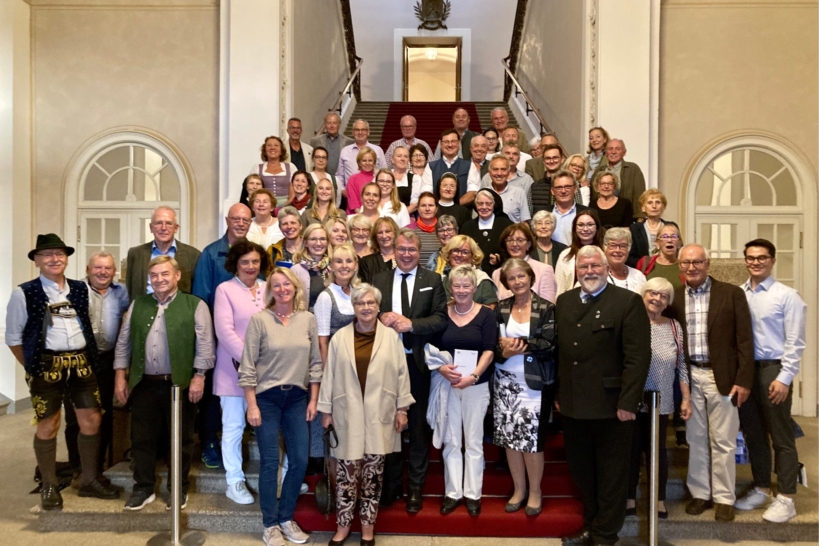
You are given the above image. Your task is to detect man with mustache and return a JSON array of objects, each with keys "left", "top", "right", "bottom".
[{"left": 555, "top": 245, "right": 651, "bottom": 546}]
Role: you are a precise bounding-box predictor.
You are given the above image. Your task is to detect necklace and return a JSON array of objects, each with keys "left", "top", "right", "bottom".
[
  {"left": 453, "top": 301, "right": 475, "bottom": 316},
  {"left": 646, "top": 218, "right": 662, "bottom": 231},
  {"left": 273, "top": 309, "right": 295, "bottom": 319}
]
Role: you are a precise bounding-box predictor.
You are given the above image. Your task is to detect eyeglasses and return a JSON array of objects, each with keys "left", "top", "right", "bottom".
[
  {"left": 37, "top": 251, "right": 67, "bottom": 259},
  {"left": 553, "top": 185, "right": 575, "bottom": 192},
  {"left": 313, "top": 155, "right": 328, "bottom": 160},
  {"left": 658, "top": 234, "right": 680, "bottom": 240},
  {"left": 744, "top": 255, "right": 772, "bottom": 264},
  {"left": 450, "top": 248, "right": 472, "bottom": 256},
  {"left": 442, "top": 139, "right": 459, "bottom": 146},
  {"left": 577, "top": 263, "right": 605, "bottom": 272},
  {"left": 543, "top": 156, "right": 563, "bottom": 163},
  {"left": 352, "top": 128, "right": 368, "bottom": 133},
  {"left": 647, "top": 290, "right": 670, "bottom": 301},
  {"left": 228, "top": 217, "right": 251, "bottom": 225},
  {"left": 598, "top": 181, "right": 615, "bottom": 187},
  {"left": 679, "top": 260, "right": 707, "bottom": 268},
  {"left": 354, "top": 300, "right": 378, "bottom": 308},
  {"left": 506, "top": 238, "right": 528, "bottom": 245},
  {"left": 576, "top": 223, "right": 596, "bottom": 230},
  {"left": 437, "top": 227, "right": 456, "bottom": 234},
  {"left": 411, "top": 153, "right": 426, "bottom": 159},
  {"left": 607, "top": 243, "right": 629, "bottom": 251}
]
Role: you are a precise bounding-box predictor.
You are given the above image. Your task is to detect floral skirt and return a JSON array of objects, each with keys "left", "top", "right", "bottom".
[{"left": 493, "top": 356, "right": 542, "bottom": 453}]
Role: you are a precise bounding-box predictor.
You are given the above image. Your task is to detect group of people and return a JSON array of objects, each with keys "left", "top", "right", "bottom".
[{"left": 4, "top": 107, "right": 806, "bottom": 546}]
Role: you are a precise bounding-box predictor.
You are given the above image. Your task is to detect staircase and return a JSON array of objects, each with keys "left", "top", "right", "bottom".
[
  {"left": 345, "top": 102, "right": 520, "bottom": 151},
  {"left": 32, "top": 428, "right": 819, "bottom": 541}
]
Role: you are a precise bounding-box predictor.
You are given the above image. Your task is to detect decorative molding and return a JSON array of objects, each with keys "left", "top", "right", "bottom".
[
  {"left": 280, "top": 0, "right": 288, "bottom": 133},
  {"left": 503, "top": 0, "right": 528, "bottom": 101},
  {"left": 588, "top": 0, "right": 599, "bottom": 128},
  {"left": 339, "top": 0, "right": 361, "bottom": 101}
]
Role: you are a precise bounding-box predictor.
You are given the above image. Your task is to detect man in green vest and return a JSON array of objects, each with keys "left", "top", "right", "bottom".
[{"left": 113, "top": 255, "right": 215, "bottom": 511}]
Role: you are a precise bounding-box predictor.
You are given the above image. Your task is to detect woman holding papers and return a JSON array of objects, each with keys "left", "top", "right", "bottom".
[
  {"left": 435, "top": 265, "right": 498, "bottom": 517},
  {"left": 493, "top": 258, "right": 557, "bottom": 517}
]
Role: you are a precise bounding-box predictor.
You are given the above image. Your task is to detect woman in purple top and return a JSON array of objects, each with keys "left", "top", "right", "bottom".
[
  {"left": 213, "top": 240, "right": 269, "bottom": 505},
  {"left": 251, "top": 135, "right": 297, "bottom": 206},
  {"left": 435, "top": 265, "right": 498, "bottom": 516}
]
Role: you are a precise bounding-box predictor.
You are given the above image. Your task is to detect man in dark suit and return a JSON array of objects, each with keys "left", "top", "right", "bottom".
[
  {"left": 556, "top": 245, "right": 651, "bottom": 546},
  {"left": 309, "top": 112, "right": 353, "bottom": 175},
  {"left": 125, "top": 206, "right": 200, "bottom": 302},
  {"left": 667, "top": 244, "right": 754, "bottom": 523},
  {"left": 373, "top": 229, "right": 448, "bottom": 513},
  {"left": 590, "top": 139, "right": 646, "bottom": 217},
  {"left": 420, "top": 129, "right": 474, "bottom": 206}
]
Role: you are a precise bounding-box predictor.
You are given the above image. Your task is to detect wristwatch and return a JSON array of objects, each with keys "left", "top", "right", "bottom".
[
  {"left": 470, "top": 373, "right": 480, "bottom": 384},
  {"left": 195, "top": 369, "right": 207, "bottom": 377}
]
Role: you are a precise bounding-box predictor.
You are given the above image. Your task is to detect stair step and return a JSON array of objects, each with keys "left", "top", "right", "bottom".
[{"left": 33, "top": 487, "right": 819, "bottom": 542}]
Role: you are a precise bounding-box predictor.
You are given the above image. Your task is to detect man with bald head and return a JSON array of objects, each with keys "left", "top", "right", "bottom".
[
  {"left": 468, "top": 135, "right": 491, "bottom": 181},
  {"left": 490, "top": 107, "right": 529, "bottom": 153},
  {"left": 433, "top": 108, "right": 479, "bottom": 161},
  {"left": 192, "top": 202, "right": 252, "bottom": 469},
  {"left": 310, "top": 112, "right": 353, "bottom": 174},
  {"left": 125, "top": 206, "right": 201, "bottom": 301},
  {"left": 666, "top": 244, "right": 754, "bottom": 523},
  {"left": 590, "top": 139, "right": 646, "bottom": 217},
  {"left": 385, "top": 115, "right": 433, "bottom": 168}
]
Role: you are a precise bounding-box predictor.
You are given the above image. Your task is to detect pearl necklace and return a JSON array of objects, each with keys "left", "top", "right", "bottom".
[
  {"left": 453, "top": 301, "right": 475, "bottom": 315},
  {"left": 273, "top": 309, "right": 295, "bottom": 319}
]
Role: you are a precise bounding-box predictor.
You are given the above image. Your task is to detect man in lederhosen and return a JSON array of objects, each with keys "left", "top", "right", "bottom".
[{"left": 5, "top": 234, "right": 120, "bottom": 510}]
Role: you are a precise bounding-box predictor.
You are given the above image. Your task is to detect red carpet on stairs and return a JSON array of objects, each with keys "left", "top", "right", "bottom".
[
  {"left": 379, "top": 102, "right": 484, "bottom": 150},
  {"left": 293, "top": 433, "right": 584, "bottom": 537}
]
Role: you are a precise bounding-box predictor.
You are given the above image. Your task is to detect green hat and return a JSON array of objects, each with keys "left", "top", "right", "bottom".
[{"left": 28, "top": 233, "right": 75, "bottom": 261}]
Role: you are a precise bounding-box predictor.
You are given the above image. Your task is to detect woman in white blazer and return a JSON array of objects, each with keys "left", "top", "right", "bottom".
[{"left": 318, "top": 283, "right": 414, "bottom": 546}]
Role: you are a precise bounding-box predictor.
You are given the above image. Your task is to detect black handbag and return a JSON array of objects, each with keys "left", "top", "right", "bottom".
[{"left": 314, "top": 425, "right": 338, "bottom": 515}]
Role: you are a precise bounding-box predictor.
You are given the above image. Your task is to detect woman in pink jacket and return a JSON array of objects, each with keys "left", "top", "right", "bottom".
[
  {"left": 213, "top": 240, "right": 269, "bottom": 505},
  {"left": 491, "top": 223, "right": 558, "bottom": 303}
]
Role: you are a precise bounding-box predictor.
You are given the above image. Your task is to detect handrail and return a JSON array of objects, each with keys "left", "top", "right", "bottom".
[
  {"left": 501, "top": 58, "right": 554, "bottom": 136},
  {"left": 315, "top": 58, "right": 363, "bottom": 136}
]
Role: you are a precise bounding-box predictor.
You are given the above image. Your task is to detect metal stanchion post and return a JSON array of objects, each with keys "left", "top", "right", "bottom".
[
  {"left": 647, "top": 390, "right": 661, "bottom": 546},
  {"left": 148, "top": 385, "right": 206, "bottom": 546}
]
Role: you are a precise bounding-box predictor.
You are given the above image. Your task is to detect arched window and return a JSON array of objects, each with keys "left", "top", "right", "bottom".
[
  {"left": 64, "top": 130, "right": 191, "bottom": 280},
  {"left": 689, "top": 139, "right": 803, "bottom": 287}
]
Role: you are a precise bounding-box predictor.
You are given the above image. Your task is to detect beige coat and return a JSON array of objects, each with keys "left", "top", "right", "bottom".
[{"left": 317, "top": 322, "right": 415, "bottom": 461}]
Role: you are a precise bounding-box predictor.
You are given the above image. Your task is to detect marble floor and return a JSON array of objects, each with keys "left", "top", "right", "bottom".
[{"left": 0, "top": 408, "right": 815, "bottom": 546}]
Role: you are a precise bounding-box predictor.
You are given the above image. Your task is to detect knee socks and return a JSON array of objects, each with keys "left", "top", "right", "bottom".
[
  {"left": 78, "top": 433, "right": 101, "bottom": 485},
  {"left": 33, "top": 436, "right": 58, "bottom": 486}
]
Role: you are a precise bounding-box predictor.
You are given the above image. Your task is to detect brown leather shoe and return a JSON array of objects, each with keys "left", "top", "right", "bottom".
[
  {"left": 685, "top": 498, "right": 714, "bottom": 515},
  {"left": 714, "top": 502, "right": 735, "bottom": 522}
]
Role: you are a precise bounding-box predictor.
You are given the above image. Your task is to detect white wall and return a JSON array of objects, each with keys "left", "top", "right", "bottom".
[
  {"left": 0, "top": 0, "right": 33, "bottom": 408},
  {"left": 597, "top": 0, "right": 652, "bottom": 179},
  {"left": 350, "top": 0, "right": 516, "bottom": 101}
]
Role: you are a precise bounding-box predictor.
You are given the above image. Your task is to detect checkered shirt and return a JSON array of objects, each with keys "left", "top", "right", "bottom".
[{"left": 685, "top": 276, "right": 711, "bottom": 363}]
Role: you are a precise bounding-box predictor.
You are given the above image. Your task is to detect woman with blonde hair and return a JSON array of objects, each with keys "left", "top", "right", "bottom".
[
  {"left": 586, "top": 126, "right": 610, "bottom": 181},
  {"left": 348, "top": 214, "right": 374, "bottom": 259},
  {"left": 356, "top": 183, "right": 382, "bottom": 226},
  {"left": 627, "top": 189, "right": 669, "bottom": 267},
  {"left": 358, "top": 216, "right": 399, "bottom": 284},
  {"left": 303, "top": 177, "right": 347, "bottom": 228},
  {"left": 291, "top": 223, "right": 333, "bottom": 311},
  {"left": 374, "top": 169, "right": 411, "bottom": 227},
  {"left": 440, "top": 235, "right": 498, "bottom": 307},
  {"left": 239, "top": 266, "right": 321, "bottom": 546},
  {"left": 325, "top": 217, "right": 350, "bottom": 247},
  {"left": 563, "top": 154, "right": 592, "bottom": 205},
  {"left": 345, "top": 147, "right": 378, "bottom": 214},
  {"left": 590, "top": 171, "right": 633, "bottom": 229}
]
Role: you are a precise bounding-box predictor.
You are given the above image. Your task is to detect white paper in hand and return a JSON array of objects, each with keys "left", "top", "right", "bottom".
[{"left": 453, "top": 349, "right": 479, "bottom": 377}]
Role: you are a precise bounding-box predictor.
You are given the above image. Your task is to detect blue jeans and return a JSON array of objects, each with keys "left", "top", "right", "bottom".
[{"left": 254, "top": 386, "right": 308, "bottom": 528}]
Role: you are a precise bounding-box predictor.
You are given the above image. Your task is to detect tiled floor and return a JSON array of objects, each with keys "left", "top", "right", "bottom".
[{"left": 0, "top": 408, "right": 815, "bottom": 546}]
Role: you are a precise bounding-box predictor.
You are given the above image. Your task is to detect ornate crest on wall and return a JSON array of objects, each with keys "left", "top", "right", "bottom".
[{"left": 414, "top": 0, "right": 451, "bottom": 31}]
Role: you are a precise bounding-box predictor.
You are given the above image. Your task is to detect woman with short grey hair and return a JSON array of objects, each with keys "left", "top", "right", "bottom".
[
  {"left": 425, "top": 214, "right": 458, "bottom": 273},
  {"left": 604, "top": 227, "right": 646, "bottom": 294},
  {"left": 627, "top": 276, "right": 691, "bottom": 519},
  {"left": 530, "top": 210, "right": 567, "bottom": 269},
  {"left": 319, "top": 282, "right": 413, "bottom": 546}
]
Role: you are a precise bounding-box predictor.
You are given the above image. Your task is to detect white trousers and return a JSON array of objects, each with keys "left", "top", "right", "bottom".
[
  {"left": 686, "top": 366, "right": 740, "bottom": 505},
  {"left": 443, "top": 382, "right": 490, "bottom": 500},
  {"left": 220, "top": 395, "right": 248, "bottom": 486}
]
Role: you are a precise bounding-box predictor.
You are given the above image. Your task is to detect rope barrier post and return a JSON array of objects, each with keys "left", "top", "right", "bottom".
[
  {"left": 147, "top": 385, "right": 206, "bottom": 546},
  {"left": 647, "top": 390, "right": 661, "bottom": 546}
]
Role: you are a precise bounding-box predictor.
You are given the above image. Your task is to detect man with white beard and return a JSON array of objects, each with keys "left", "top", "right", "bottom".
[{"left": 555, "top": 245, "right": 651, "bottom": 546}]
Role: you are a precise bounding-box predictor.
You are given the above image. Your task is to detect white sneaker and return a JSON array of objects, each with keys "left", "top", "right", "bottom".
[
  {"left": 299, "top": 482, "right": 308, "bottom": 495},
  {"left": 279, "top": 520, "right": 309, "bottom": 544},
  {"left": 226, "top": 481, "right": 254, "bottom": 505},
  {"left": 734, "top": 486, "right": 772, "bottom": 510},
  {"left": 263, "top": 525, "right": 285, "bottom": 546},
  {"left": 763, "top": 494, "right": 797, "bottom": 523}
]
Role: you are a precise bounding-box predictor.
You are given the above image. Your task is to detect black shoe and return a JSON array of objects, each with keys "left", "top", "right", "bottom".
[
  {"left": 328, "top": 535, "right": 348, "bottom": 546},
  {"left": 306, "top": 457, "right": 324, "bottom": 476},
  {"left": 124, "top": 491, "right": 155, "bottom": 511},
  {"left": 379, "top": 487, "right": 402, "bottom": 508},
  {"left": 165, "top": 493, "right": 188, "bottom": 511},
  {"left": 561, "top": 529, "right": 593, "bottom": 546},
  {"left": 40, "top": 484, "right": 63, "bottom": 511},
  {"left": 625, "top": 506, "right": 637, "bottom": 518},
  {"left": 405, "top": 487, "right": 423, "bottom": 513},
  {"left": 78, "top": 477, "right": 121, "bottom": 499},
  {"left": 466, "top": 498, "right": 481, "bottom": 516},
  {"left": 440, "top": 496, "right": 460, "bottom": 515},
  {"left": 360, "top": 539, "right": 375, "bottom": 546},
  {"left": 658, "top": 509, "right": 668, "bottom": 520},
  {"left": 685, "top": 498, "right": 713, "bottom": 515}
]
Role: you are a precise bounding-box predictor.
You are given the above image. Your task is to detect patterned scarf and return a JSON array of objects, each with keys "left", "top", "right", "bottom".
[
  {"left": 416, "top": 216, "right": 437, "bottom": 233},
  {"left": 301, "top": 254, "right": 332, "bottom": 281}
]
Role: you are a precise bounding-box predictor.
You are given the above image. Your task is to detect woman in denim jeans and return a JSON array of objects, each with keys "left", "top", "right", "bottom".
[{"left": 239, "top": 267, "right": 322, "bottom": 546}]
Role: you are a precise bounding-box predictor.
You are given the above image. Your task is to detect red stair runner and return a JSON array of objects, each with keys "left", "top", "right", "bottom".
[
  {"left": 293, "top": 433, "right": 583, "bottom": 537},
  {"left": 379, "top": 102, "right": 484, "bottom": 150}
]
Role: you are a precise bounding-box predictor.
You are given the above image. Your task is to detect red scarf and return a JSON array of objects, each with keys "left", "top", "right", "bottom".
[
  {"left": 291, "top": 192, "right": 310, "bottom": 211},
  {"left": 416, "top": 216, "right": 437, "bottom": 233}
]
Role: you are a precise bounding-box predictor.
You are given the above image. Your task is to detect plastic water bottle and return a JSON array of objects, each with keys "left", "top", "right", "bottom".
[{"left": 735, "top": 431, "right": 749, "bottom": 464}]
